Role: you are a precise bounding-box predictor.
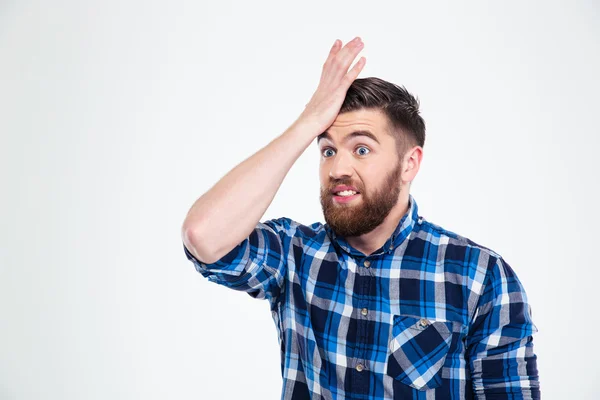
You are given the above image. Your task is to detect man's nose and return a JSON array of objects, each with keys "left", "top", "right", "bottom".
[{"left": 329, "top": 152, "right": 354, "bottom": 180}]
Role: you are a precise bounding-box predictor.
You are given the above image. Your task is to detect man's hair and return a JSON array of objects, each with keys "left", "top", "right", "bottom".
[{"left": 340, "top": 77, "right": 426, "bottom": 156}]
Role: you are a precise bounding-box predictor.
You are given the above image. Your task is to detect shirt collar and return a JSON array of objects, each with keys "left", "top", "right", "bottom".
[{"left": 325, "top": 194, "right": 419, "bottom": 257}]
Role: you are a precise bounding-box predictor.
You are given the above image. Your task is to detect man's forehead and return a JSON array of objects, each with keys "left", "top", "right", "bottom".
[
  {"left": 318, "top": 109, "right": 390, "bottom": 143},
  {"left": 330, "top": 109, "right": 387, "bottom": 130}
]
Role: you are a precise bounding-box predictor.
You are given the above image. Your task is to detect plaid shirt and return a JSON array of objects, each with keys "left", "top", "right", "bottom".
[{"left": 183, "top": 194, "right": 540, "bottom": 399}]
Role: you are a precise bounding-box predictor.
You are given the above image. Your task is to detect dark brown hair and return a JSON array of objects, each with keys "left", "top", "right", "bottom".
[{"left": 340, "top": 77, "right": 426, "bottom": 156}]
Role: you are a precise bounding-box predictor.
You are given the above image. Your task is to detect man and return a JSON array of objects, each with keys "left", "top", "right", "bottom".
[{"left": 181, "top": 37, "right": 540, "bottom": 399}]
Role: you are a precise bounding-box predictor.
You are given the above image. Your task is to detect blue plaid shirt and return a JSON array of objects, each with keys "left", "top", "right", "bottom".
[{"left": 183, "top": 194, "right": 540, "bottom": 399}]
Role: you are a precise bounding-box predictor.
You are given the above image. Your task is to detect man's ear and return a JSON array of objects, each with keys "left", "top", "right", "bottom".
[{"left": 403, "top": 146, "right": 423, "bottom": 182}]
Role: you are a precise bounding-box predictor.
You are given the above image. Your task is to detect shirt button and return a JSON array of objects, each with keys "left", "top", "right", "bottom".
[
  {"left": 419, "top": 318, "right": 430, "bottom": 328},
  {"left": 361, "top": 308, "right": 368, "bottom": 316},
  {"left": 364, "top": 260, "right": 371, "bottom": 268},
  {"left": 355, "top": 363, "right": 364, "bottom": 372}
]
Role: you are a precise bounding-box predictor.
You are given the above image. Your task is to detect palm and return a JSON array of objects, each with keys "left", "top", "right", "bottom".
[{"left": 300, "top": 37, "right": 366, "bottom": 134}]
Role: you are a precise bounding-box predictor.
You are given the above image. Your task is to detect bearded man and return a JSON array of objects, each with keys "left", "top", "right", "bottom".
[{"left": 181, "top": 37, "right": 540, "bottom": 399}]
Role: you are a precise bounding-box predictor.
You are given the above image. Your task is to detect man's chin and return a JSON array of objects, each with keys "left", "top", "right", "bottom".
[{"left": 327, "top": 223, "right": 375, "bottom": 238}]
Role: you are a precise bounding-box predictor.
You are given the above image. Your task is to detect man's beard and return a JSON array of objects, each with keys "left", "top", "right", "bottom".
[{"left": 320, "top": 160, "right": 402, "bottom": 238}]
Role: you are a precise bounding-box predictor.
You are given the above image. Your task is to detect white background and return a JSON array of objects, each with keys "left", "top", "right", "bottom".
[{"left": 1, "top": 1, "right": 599, "bottom": 399}]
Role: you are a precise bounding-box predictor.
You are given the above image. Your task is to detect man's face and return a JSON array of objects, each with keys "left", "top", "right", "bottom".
[{"left": 318, "top": 108, "right": 404, "bottom": 237}]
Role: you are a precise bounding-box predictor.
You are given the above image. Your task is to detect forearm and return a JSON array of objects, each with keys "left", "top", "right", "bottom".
[{"left": 182, "top": 118, "right": 318, "bottom": 263}]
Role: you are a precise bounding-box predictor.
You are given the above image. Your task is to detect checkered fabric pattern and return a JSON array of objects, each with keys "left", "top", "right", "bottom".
[{"left": 183, "top": 194, "right": 540, "bottom": 399}]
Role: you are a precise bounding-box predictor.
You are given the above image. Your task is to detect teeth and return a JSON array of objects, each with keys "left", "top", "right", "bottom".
[{"left": 336, "top": 190, "right": 357, "bottom": 196}]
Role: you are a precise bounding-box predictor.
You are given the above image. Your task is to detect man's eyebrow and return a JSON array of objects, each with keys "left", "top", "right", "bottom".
[{"left": 317, "top": 130, "right": 381, "bottom": 145}]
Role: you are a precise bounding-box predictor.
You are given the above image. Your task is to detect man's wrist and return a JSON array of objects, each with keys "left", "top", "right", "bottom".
[{"left": 289, "top": 115, "right": 325, "bottom": 140}]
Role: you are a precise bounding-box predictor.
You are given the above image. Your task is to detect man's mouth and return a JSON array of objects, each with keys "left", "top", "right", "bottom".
[
  {"left": 334, "top": 190, "right": 359, "bottom": 197},
  {"left": 332, "top": 190, "right": 361, "bottom": 203}
]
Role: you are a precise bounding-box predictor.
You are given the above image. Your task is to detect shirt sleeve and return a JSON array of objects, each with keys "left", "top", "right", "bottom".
[
  {"left": 466, "top": 256, "right": 541, "bottom": 399},
  {"left": 182, "top": 217, "right": 297, "bottom": 308}
]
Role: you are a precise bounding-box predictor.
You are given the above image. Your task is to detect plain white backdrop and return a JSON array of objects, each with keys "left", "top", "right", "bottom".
[{"left": 1, "top": 0, "right": 599, "bottom": 399}]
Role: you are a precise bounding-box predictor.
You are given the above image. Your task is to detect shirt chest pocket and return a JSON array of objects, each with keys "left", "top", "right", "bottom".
[{"left": 386, "top": 315, "right": 461, "bottom": 391}]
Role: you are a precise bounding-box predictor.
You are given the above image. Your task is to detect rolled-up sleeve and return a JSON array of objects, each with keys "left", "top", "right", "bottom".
[
  {"left": 183, "top": 217, "right": 297, "bottom": 308},
  {"left": 466, "top": 256, "right": 541, "bottom": 399}
]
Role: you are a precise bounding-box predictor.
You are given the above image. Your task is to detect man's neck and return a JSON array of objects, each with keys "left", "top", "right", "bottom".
[{"left": 346, "top": 193, "right": 410, "bottom": 256}]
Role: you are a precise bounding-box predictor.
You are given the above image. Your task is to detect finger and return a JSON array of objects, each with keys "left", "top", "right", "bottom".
[
  {"left": 334, "top": 37, "right": 362, "bottom": 65},
  {"left": 331, "top": 38, "right": 364, "bottom": 80},
  {"left": 328, "top": 39, "right": 341, "bottom": 57},
  {"left": 340, "top": 56, "right": 366, "bottom": 88},
  {"left": 321, "top": 39, "right": 341, "bottom": 70},
  {"left": 321, "top": 36, "right": 363, "bottom": 86}
]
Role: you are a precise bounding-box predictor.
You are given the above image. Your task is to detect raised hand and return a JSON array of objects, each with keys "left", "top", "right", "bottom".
[{"left": 297, "top": 37, "right": 366, "bottom": 135}]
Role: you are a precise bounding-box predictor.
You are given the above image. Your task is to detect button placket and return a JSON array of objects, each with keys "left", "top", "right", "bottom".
[{"left": 352, "top": 256, "right": 372, "bottom": 385}]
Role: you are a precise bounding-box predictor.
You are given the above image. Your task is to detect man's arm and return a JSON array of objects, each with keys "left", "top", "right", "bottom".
[
  {"left": 181, "top": 37, "right": 366, "bottom": 264},
  {"left": 466, "top": 256, "right": 540, "bottom": 399}
]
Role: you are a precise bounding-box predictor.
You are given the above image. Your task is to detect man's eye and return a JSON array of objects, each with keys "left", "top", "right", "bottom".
[
  {"left": 356, "top": 146, "right": 370, "bottom": 156},
  {"left": 322, "top": 148, "right": 335, "bottom": 158}
]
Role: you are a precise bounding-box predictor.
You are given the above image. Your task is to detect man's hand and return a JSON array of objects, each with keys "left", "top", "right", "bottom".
[{"left": 297, "top": 37, "right": 366, "bottom": 135}]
